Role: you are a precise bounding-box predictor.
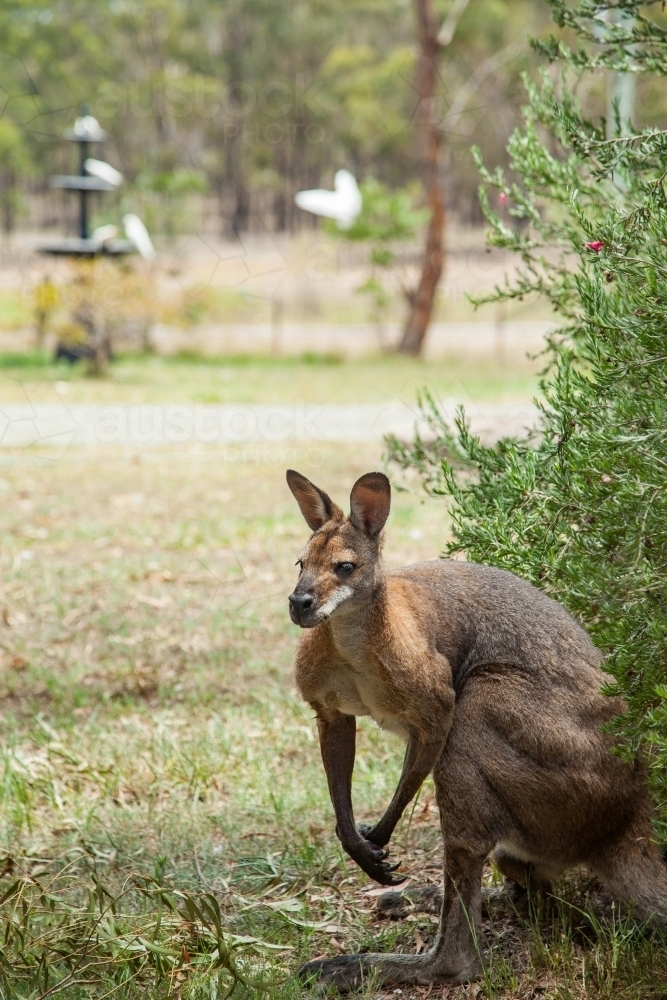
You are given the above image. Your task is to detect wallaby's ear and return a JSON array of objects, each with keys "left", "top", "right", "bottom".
[
  {"left": 349, "top": 472, "right": 391, "bottom": 537},
  {"left": 286, "top": 470, "right": 342, "bottom": 532}
]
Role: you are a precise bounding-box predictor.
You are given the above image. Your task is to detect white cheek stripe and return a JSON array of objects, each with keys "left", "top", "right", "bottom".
[{"left": 315, "top": 585, "right": 353, "bottom": 622}]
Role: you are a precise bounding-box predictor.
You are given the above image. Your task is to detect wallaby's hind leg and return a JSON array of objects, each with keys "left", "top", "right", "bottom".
[
  {"left": 591, "top": 819, "right": 667, "bottom": 926},
  {"left": 429, "top": 845, "right": 486, "bottom": 979},
  {"left": 299, "top": 846, "right": 487, "bottom": 989}
]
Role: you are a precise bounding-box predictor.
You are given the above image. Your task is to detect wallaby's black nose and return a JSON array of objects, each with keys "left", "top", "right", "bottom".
[{"left": 289, "top": 592, "right": 314, "bottom": 614}]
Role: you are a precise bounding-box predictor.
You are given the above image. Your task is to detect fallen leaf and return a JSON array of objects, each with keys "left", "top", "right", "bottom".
[
  {"left": 135, "top": 593, "right": 172, "bottom": 609},
  {"left": 363, "top": 880, "right": 411, "bottom": 897},
  {"left": 109, "top": 635, "right": 143, "bottom": 646}
]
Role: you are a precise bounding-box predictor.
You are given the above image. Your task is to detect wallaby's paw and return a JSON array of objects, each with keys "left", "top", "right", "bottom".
[
  {"left": 357, "top": 822, "right": 386, "bottom": 847},
  {"left": 299, "top": 954, "right": 366, "bottom": 992},
  {"left": 342, "top": 835, "right": 405, "bottom": 886}
]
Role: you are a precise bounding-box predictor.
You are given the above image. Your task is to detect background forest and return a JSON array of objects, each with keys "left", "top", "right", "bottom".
[{"left": 0, "top": 0, "right": 601, "bottom": 239}]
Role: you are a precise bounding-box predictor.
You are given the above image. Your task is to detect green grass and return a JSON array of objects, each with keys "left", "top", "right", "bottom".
[
  {"left": 0, "top": 443, "right": 665, "bottom": 999},
  {"left": 0, "top": 350, "right": 55, "bottom": 368},
  {"left": 0, "top": 350, "right": 540, "bottom": 405}
]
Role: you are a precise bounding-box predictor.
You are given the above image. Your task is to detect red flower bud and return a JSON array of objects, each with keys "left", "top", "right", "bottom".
[
  {"left": 586, "top": 240, "right": 604, "bottom": 252},
  {"left": 499, "top": 192, "right": 508, "bottom": 206}
]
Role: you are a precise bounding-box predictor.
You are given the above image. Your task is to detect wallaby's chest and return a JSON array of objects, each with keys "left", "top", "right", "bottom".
[{"left": 320, "top": 651, "right": 409, "bottom": 740}]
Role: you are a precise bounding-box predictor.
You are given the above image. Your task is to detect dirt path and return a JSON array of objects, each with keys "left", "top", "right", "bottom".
[{"left": 0, "top": 399, "right": 539, "bottom": 451}]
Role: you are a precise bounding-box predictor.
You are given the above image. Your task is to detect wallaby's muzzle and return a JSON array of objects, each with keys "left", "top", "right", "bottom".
[{"left": 288, "top": 588, "right": 316, "bottom": 627}]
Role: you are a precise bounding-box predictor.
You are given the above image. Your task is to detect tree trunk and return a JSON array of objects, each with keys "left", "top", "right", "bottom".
[
  {"left": 398, "top": 0, "right": 445, "bottom": 356},
  {"left": 1, "top": 170, "right": 16, "bottom": 236},
  {"left": 226, "top": 19, "right": 250, "bottom": 234}
]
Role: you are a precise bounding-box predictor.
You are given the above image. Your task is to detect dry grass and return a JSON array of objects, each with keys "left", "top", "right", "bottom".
[{"left": 0, "top": 442, "right": 666, "bottom": 999}]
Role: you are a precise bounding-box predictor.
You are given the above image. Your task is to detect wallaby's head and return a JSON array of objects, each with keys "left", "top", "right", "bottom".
[{"left": 286, "top": 469, "right": 391, "bottom": 628}]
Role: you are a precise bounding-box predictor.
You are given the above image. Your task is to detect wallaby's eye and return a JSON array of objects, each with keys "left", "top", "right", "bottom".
[{"left": 337, "top": 562, "right": 355, "bottom": 576}]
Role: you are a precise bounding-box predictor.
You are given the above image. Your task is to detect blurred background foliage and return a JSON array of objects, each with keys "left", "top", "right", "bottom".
[{"left": 0, "top": 0, "right": 561, "bottom": 240}]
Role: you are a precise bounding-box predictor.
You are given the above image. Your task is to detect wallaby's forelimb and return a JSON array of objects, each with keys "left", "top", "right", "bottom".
[
  {"left": 359, "top": 734, "right": 445, "bottom": 848},
  {"left": 317, "top": 712, "right": 356, "bottom": 844},
  {"left": 317, "top": 711, "right": 404, "bottom": 885}
]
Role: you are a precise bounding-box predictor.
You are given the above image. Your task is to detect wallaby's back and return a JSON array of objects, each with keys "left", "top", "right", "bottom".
[{"left": 392, "top": 559, "right": 603, "bottom": 694}]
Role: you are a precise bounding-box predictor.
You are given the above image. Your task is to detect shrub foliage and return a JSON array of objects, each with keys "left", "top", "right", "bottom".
[{"left": 389, "top": 0, "right": 667, "bottom": 832}]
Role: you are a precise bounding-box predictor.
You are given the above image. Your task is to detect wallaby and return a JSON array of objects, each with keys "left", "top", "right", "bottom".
[{"left": 286, "top": 469, "right": 667, "bottom": 990}]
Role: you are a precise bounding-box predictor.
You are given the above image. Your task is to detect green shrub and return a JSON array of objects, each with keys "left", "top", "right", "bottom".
[{"left": 388, "top": 0, "right": 667, "bottom": 834}]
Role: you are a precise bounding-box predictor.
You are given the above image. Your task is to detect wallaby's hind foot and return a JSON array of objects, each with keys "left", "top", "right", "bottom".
[
  {"left": 299, "top": 955, "right": 367, "bottom": 993},
  {"left": 376, "top": 884, "right": 443, "bottom": 919},
  {"left": 299, "top": 950, "right": 481, "bottom": 992}
]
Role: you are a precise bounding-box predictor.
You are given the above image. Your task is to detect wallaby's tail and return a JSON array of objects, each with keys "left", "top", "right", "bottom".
[
  {"left": 594, "top": 823, "right": 667, "bottom": 926},
  {"left": 376, "top": 885, "right": 442, "bottom": 920}
]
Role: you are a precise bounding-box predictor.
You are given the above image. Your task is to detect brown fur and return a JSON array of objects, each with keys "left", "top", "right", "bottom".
[{"left": 286, "top": 469, "right": 667, "bottom": 990}]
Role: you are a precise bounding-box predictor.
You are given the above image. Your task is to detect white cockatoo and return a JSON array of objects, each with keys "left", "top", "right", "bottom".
[
  {"left": 123, "top": 214, "right": 155, "bottom": 260},
  {"left": 91, "top": 224, "right": 119, "bottom": 244},
  {"left": 295, "top": 169, "right": 362, "bottom": 229},
  {"left": 85, "top": 158, "right": 123, "bottom": 188},
  {"left": 73, "top": 115, "right": 106, "bottom": 142}
]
